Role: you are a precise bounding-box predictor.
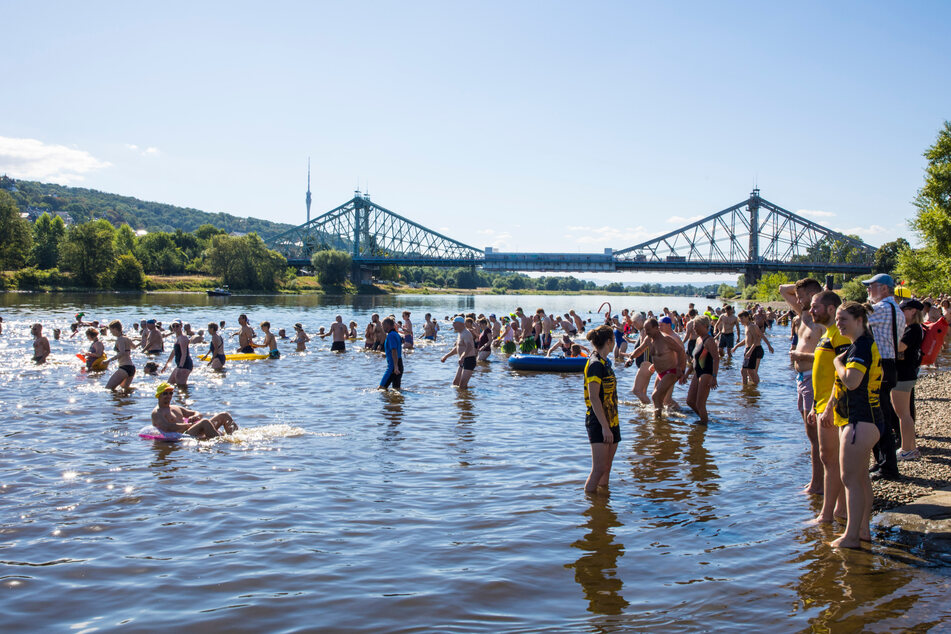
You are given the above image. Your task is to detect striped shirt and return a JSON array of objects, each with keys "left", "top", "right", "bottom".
[{"left": 868, "top": 296, "right": 905, "bottom": 360}]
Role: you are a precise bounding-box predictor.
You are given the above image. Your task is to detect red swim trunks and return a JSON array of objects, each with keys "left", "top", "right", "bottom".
[{"left": 656, "top": 367, "right": 677, "bottom": 380}]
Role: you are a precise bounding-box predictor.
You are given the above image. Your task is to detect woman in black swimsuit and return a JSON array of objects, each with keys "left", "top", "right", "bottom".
[
  {"left": 105, "top": 320, "right": 136, "bottom": 390},
  {"left": 162, "top": 320, "right": 194, "bottom": 386},
  {"left": 206, "top": 322, "right": 226, "bottom": 371},
  {"left": 685, "top": 316, "right": 719, "bottom": 424}
]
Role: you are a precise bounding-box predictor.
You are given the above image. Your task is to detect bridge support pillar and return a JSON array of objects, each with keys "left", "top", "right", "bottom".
[{"left": 745, "top": 265, "right": 762, "bottom": 286}]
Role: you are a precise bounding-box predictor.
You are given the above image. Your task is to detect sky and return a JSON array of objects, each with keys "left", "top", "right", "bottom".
[{"left": 2, "top": 1, "right": 949, "bottom": 283}]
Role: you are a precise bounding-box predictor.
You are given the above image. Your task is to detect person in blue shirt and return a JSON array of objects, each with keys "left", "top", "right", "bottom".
[{"left": 380, "top": 317, "right": 404, "bottom": 390}]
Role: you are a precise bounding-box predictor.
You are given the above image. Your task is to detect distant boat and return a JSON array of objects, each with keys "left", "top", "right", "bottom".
[
  {"left": 704, "top": 294, "right": 718, "bottom": 299},
  {"left": 207, "top": 286, "right": 232, "bottom": 296}
]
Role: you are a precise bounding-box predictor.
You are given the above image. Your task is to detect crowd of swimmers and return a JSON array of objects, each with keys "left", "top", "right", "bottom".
[{"left": 11, "top": 283, "right": 951, "bottom": 541}]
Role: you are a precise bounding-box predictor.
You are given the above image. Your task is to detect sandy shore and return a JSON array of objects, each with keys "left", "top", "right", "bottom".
[{"left": 873, "top": 367, "right": 951, "bottom": 511}]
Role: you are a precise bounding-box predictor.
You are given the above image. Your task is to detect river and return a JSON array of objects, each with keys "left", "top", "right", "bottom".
[{"left": 1, "top": 292, "right": 949, "bottom": 631}]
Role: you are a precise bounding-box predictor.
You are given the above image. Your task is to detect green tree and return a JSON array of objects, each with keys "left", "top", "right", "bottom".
[
  {"left": 115, "top": 223, "right": 137, "bottom": 256},
  {"left": 717, "top": 283, "right": 737, "bottom": 298},
  {"left": 31, "top": 212, "right": 67, "bottom": 269},
  {"left": 135, "top": 232, "right": 186, "bottom": 274},
  {"left": 873, "top": 238, "right": 910, "bottom": 275},
  {"left": 0, "top": 191, "right": 33, "bottom": 269},
  {"left": 311, "top": 249, "right": 352, "bottom": 286},
  {"left": 754, "top": 271, "right": 791, "bottom": 301},
  {"left": 111, "top": 254, "right": 147, "bottom": 290},
  {"left": 206, "top": 233, "right": 287, "bottom": 290},
  {"left": 604, "top": 282, "right": 625, "bottom": 293},
  {"left": 840, "top": 279, "right": 868, "bottom": 302},
  {"left": 194, "top": 223, "right": 226, "bottom": 242},
  {"left": 59, "top": 219, "right": 117, "bottom": 287},
  {"left": 901, "top": 121, "right": 951, "bottom": 293}
]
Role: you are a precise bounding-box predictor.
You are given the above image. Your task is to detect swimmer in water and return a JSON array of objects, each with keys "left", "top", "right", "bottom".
[
  {"left": 234, "top": 314, "right": 256, "bottom": 354},
  {"left": 206, "top": 322, "right": 226, "bottom": 371},
  {"left": 32, "top": 323, "right": 50, "bottom": 363},
  {"left": 151, "top": 382, "right": 237, "bottom": 439},
  {"left": 441, "top": 316, "right": 477, "bottom": 388},
  {"left": 733, "top": 310, "right": 774, "bottom": 385},
  {"left": 322, "top": 316, "right": 348, "bottom": 352},
  {"left": 105, "top": 320, "right": 136, "bottom": 390},
  {"left": 293, "top": 323, "right": 310, "bottom": 352},
  {"left": 380, "top": 317, "right": 404, "bottom": 390},
  {"left": 255, "top": 321, "right": 280, "bottom": 358},
  {"left": 400, "top": 311, "right": 414, "bottom": 350},
  {"left": 583, "top": 324, "right": 620, "bottom": 494},
  {"left": 423, "top": 313, "right": 437, "bottom": 340},
  {"left": 84, "top": 327, "right": 106, "bottom": 371},
  {"left": 162, "top": 320, "right": 194, "bottom": 386}
]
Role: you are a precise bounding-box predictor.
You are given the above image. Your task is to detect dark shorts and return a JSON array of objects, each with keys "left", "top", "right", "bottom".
[
  {"left": 331, "top": 341, "right": 346, "bottom": 352},
  {"left": 380, "top": 358, "right": 404, "bottom": 390},
  {"left": 461, "top": 355, "right": 477, "bottom": 371},
  {"left": 742, "top": 345, "right": 764, "bottom": 370},
  {"left": 238, "top": 345, "right": 254, "bottom": 354},
  {"left": 586, "top": 420, "right": 621, "bottom": 444},
  {"left": 268, "top": 349, "right": 280, "bottom": 359},
  {"left": 214, "top": 354, "right": 226, "bottom": 365},
  {"left": 119, "top": 364, "right": 136, "bottom": 378},
  {"left": 719, "top": 333, "right": 734, "bottom": 349},
  {"left": 372, "top": 341, "right": 383, "bottom": 352},
  {"left": 147, "top": 349, "right": 162, "bottom": 355}
]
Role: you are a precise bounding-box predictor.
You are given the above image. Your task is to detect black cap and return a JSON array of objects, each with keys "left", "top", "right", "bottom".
[{"left": 899, "top": 299, "right": 924, "bottom": 311}]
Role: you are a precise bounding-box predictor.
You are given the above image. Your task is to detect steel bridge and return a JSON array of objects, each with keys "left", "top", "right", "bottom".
[{"left": 266, "top": 189, "right": 876, "bottom": 283}]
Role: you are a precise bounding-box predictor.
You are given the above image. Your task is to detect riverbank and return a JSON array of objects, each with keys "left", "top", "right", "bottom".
[{"left": 873, "top": 366, "right": 951, "bottom": 511}]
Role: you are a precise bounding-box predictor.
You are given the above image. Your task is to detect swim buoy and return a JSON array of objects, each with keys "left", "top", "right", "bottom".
[
  {"left": 77, "top": 353, "right": 108, "bottom": 371},
  {"left": 138, "top": 425, "right": 184, "bottom": 442},
  {"left": 921, "top": 316, "right": 948, "bottom": 366}
]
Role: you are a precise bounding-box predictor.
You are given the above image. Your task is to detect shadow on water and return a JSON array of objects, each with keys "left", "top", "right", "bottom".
[{"left": 565, "top": 497, "right": 629, "bottom": 616}]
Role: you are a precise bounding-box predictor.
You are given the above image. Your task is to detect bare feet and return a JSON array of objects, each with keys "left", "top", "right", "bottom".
[
  {"left": 802, "top": 483, "right": 823, "bottom": 496},
  {"left": 830, "top": 535, "right": 863, "bottom": 549}
]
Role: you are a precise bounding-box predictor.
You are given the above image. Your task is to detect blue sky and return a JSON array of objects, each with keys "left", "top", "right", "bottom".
[{"left": 2, "top": 1, "right": 949, "bottom": 281}]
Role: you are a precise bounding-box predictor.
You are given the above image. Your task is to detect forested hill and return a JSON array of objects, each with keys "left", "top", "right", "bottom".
[{"left": 1, "top": 177, "right": 296, "bottom": 237}]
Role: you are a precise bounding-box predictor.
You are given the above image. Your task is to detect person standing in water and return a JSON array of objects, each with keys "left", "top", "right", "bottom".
[
  {"left": 105, "top": 320, "right": 136, "bottom": 390},
  {"left": 422, "top": 313, "right": 437, "bottom": 341},
  {"left": 400, "top": 311, "right": 414, "bottom": 350},
  {"left": 206, "top": 322, "right": 226, "bottom": 371},
  {"left": 322, "top": 316, "right": 348, "bottom": 352},
  {"left": 780, "top": 278, "right": 826, "bottom": 496},
  {"left": 733, "top": 311, "right": 773, "bottom": 385},
  {"left": 235, "top": 314, "right": 256, "bottom": 353},
  {"left": 441, "top": 316, "right": 477, "bottom": 388},
  {"left": 162, "top": 320, "right": 194, "bottom": 386},
  {"left": 83, "top": 327, "right": 106, "bottom": 371},
  {"left": 293, "top": 323, "right": 310, "bottom": 352},
  {"left": 255, "top": 321, "right": 280, "bottom": 358},
  {"left": 31, "top": 323, "right": 50, "bottom": 363},
  {"left": 583, "top": 325, "right": 620, "bottom": 494},
  {"left": 380, "top": 317, "right": 404, "bottom": 390},
  {"left": 685, "top": 315, "right": 719, "bottom": 424},
  {"left": 831, "top": 301, "right": 883, "bottom": 549}
]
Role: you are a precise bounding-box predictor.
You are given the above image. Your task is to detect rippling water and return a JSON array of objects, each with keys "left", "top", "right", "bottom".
[{"left": 2, "top": 292, "right": 949, "bottom": 632}]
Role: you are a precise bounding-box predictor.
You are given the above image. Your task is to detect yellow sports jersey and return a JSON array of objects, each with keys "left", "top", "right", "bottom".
[
  {"left": 833, "top": 334, "right": 884, "bottom": 426},
  {"left": 812, "top": 323, "right": 851, "bottom": 417},
  {"left": 584, "top": 356, "right": 619, "bottom": 428}
]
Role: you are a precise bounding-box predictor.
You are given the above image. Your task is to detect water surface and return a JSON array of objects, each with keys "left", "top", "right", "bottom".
[{"left": 1, "top": 292, "right": 949, "bottom": 631}]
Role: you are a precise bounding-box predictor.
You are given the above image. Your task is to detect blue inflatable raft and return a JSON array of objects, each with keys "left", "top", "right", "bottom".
[{"left": 507, "top": 354, "right": 588, "bottom": 373}]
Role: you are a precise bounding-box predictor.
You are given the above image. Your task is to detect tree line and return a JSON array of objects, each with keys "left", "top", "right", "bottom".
[{"left": 0, "top": 190, "right": 289, "bottom": 290}]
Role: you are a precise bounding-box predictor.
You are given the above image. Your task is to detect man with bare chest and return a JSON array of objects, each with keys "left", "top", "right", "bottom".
[
  {"left": 628, "top": 318, "right": 685, "bottom": 414},
  {"left": 780, "top": 278, "right": 826, "bottom": 495},
  {"left": 715, "top": 306, "right": 740, "bottom": 359}
]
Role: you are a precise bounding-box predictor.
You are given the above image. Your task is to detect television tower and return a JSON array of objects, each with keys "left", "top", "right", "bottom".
[{"left": 305, "top": 158, "right": 312, "bottom": 224}]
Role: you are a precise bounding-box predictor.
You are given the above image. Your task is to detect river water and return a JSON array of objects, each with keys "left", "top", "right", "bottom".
[{"left": 1, "top": 292, "right": 949, "bottom": 632}]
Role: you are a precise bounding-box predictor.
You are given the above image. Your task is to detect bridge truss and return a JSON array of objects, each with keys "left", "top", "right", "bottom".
[
  {"left": 267, "top": 193, "right": 483, "bottom": 268},
  {"left": 612, "top": 189, "right": 876, "bottom": 281}
]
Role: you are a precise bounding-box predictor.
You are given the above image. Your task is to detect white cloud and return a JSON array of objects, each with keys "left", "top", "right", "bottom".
[
  {"left": 666, "top": 214, "right": 704, "bottom": 224},
  {"left": 798, "top": 209, "right": 837, "bottom": 219},
  {"left": 125, "top": 143, "right": 160, "bottom": 157},
  {"left": 475, "top": 228, "right": 513, "bottom": 250},
  {"left": 0, "top": 136, "right": 111, "bottom": 184}
]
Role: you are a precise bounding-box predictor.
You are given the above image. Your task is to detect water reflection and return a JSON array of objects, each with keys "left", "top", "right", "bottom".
[{"left": 566, "top": 498, "right": 629, "bottom": 615}]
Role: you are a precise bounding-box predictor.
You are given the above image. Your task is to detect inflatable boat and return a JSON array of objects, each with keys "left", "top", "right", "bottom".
[{"left": 507, "top": 354, "right": 587, "bottom": 373}]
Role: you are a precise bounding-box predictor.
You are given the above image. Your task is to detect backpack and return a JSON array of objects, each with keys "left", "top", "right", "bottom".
[{"left": 920, "top": 316, "right": 948, "bottom": 365}]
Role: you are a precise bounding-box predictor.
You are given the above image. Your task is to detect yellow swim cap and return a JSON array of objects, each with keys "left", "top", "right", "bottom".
[{"left": 155, "top": 382, "right": 173, "bottom": 398}]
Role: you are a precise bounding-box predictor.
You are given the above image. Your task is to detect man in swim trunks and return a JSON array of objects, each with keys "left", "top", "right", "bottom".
[
  {"left": 733, "top": 311, "right": 774, "bottom": 385},
  {"left": 380, "top": 317, "right": 404, "bottom": 390},
  {"left": 141, "top": 319, "right": 163, "bottom": 354},
  {"left": 31, "top": 323, "right": 50, "bottom": 363},
  {"left": 570, "top": 309, "right": 585, "bottom": 334},
  {"left": 539, "top": 309, "right": 554, "bottom": 350},
  {"left": 441, "top": 316, "right": 477, "bottom": 388},
  {"left": 235, "top": 314, "right": 256, "bottom": 353},
  {"left": 628, "top": 318, "right": 685, "bottom": 414},
  {"left": 807, "top": 290, "right": 850, "bottom": 524},
  {"left": 423, "top": 313, "right": 437, "bottom": 340},
  {"left": 256, "top": 321, "right": 280, "bottom": 358},
  {"left": 400, "top": 311, "right": 414, "bottom": 350},
  {"left": 715, "top": 306, "right": 740, "bottom": 359},
  {"left": 780, "top": 277, "right": 826, "bottom": 495},
  {"left": 151, "top": 382, "right": 238, "bottom": 440},
  {"left": 322, "top": 315, "right": 348, "bottom": 352}
]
